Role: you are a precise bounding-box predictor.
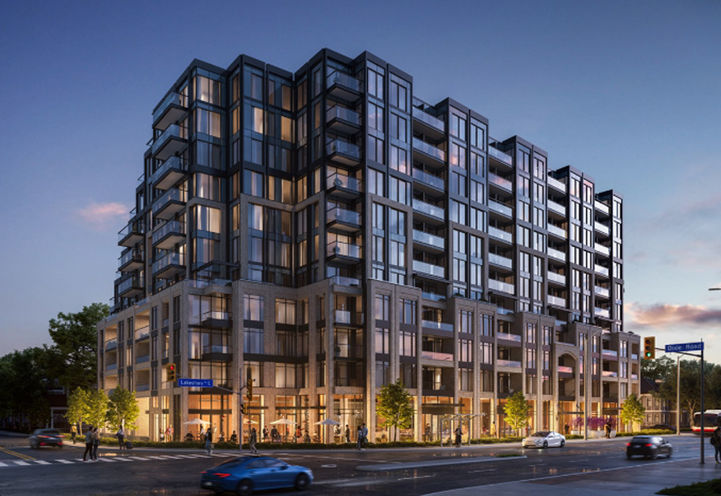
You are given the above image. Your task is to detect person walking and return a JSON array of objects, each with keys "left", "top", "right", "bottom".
[
  {"left": 205, "top": 426, "right": 213, "bottom": 455},
  {"left": 249, "top": 427, "right": 258, "bottom": 454},
  {"left": 360, "top": 423, "right": 368, "bottom": 450},
  {"left": 116, "top": 427, "right": 125, "bottom": 450},
  {"left": 230, "top": 430, "right": 238, "bottom": 444},
  {"left": 712, "top": 425, "right": 721, "bottom": 464},
  {"left": 356, "top": 425, "right": 363, "bottom": 451},
  {"left": 345, "top": 424, "right": 351, "bottom": 443},
  {"left": 454, "top": 426, "right": 463, "bottom": 448},
  {"left": 91, "top": 427, "right": 100, "bottom": 460},
  {"left": 70, "top": 424, "right": 77, "bottom": 445},
  {"left": 82, "top": 427, "right": 94, "bottom": 462},
  {"left": 262, "top": 426, "right": 269, "bottom": 442}
]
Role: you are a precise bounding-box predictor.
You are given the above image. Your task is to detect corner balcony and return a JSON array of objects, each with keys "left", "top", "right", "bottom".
[
  {"left": 201, "top": 310, "right": 232, "bottom": 329},
  {"left": 601, "top": 370, "right": 618, "bottom": 379},
  {"left": 488, "top": 200, "right": 513, "bottom": 219},
  {"left": 412, "top": 199, "right": 445, "bottom": 223},
  {"left": 412, "top": 168, "right": 445, "bottom": 193},
  {"left": 334, "top": 309, "right": 363, "bottom": 326},
  {"left": 118, "top": 249, "right": 143, "bottom": 272},
  {"left": 326, "top": 173, "right": 362, "bottom": 200},
  {"left": 151, "top": 156, "right": 187, "bottom": 191},
  {"left": 105, "top": 339, "right": 118, "bottom": 351},
  {"left": 326, "top": 139, "right": 361, "bottom": 166},
  {"left": 151, "top": 124, "right": 188, "bottom": 161},
  {"left": 488, "top": 226, "right": 513, "bottom": 244},
  {"left": 488, "top": 278, "right": 515, "bottom": 295},
  {"left": 547, "top": 175, "right": 567, "bottom": 193},
  {"left": 413, "top": 138, "right": 446, "bottom": 166},
  {"left": 118, "top": 220, "right": 144, "bottom": 247},
  {"left": 548, "top": 295, "right": 567, "bottom": 308},
  {"left": 134, "top": 325, "right": 150, "bottom": 341},
  {"left": 547, "top": 247, "right": 567, "bottom": 263},
  {"left": 413, "top": 259, "right": 445, "bottom": 279},
  {"left": 152, "top": 252, "right": 185, "bottom": 279},
  {"left": 595, "top": 200, "right": 610, "bottom": 216},
  {"left": 412, "top": 107, "right": 445, "bottom": 140},
  {"left": 602, "top": 348, "right": 618, "bottom": 360},
  {"left": 488, "top": 173, "right": 513, "bottom": 194},
  {"left": 413, "top": 230, "right": 445, "bottom": 252},
  {"left": 327, "top": 207, "right": 361, "bottom": 232},
  {"left": 118, "top": 274, "right": 144, "bottom": 298},
  {"left": 488, "top": 253, "right": 513, "bottom": 271},
  {"left": 497, "top": 332, "right": 522, "bottom": 343},
  {"left": 152, "top": 220, "right": 186, "bottom": 250},
  {"left": 152, "top": 187, "right": 186, "bottom": 220},
  {"left": 326, "top": 240, "right": 362, "bottom": 263},
  {"left": 331, "top": 275, "right": 361, "bottom": 287},
  {"left": 152, "top": 92, "right": 188, "bottom": 131},
  {"left": 326, "top": 106, "right": 361, "bottom": 134},
  {"left": 547, "top": 224, "right": 567, "bottom": 240},
  {"left": 326, "top": 71, "right": 361, "bottom": 103},
  {"left": 547, "top": 199, "right": 567, "bottom": 218},
  {"left": 488, "top": 145, "right": 513, "bottom": 167}
]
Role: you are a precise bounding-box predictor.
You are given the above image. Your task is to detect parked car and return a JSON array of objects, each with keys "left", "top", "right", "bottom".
[
  {"left": 200, "top": 456, "right": 312, "bottom": 495},
  {"left": 626, "top": 435, "right": 672, "bottom": 459},
  {"left": 28, "top": 429, "right": 63, "bottom": 449},
  {"left": 522, "top": 431, "right": 566, "bottom": 448}
]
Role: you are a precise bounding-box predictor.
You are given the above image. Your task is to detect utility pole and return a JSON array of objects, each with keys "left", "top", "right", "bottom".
[
  {"left": 700, "top": 345, "right": 705, "bottom": 464},
  {"left": 676, "top": 355, "right": 680, "bottom": 436},
  {"left": 584, "top": 332, "right": 589, "bottom": 441}
]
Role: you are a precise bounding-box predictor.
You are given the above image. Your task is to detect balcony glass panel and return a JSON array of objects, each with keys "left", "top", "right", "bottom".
[
  {"left": 151, "top": 156, "right": 187, "bottom": 184},
  {"left": 488, "top": 226, "right": 512, "bottom": 243},
  {"left": 413, "top": 230, "right": 445, "bottom": 249},
  {"left": 547, "top": 175, "right": 566, "bottom": 192},
  {"left": 422, "top": 291, "right": 446, "bottom": 302},
  {"left": 134, "top": 325, "right": 150, "bottom": 340},
  {"left": 412, "top": 168, "right": 444, "bottom": 190},
  {"left": 152, "top": 187, "right": 187, "bottom": 214},
  {"left": 547, "top": 224, "right": 567, "bottom": 239},
  {"left": 326, "top": 106, "right": 361, "bottom": 126},
  {"left": 601, "top": 370, "right": 618, "bottom": 378},
  {"left": 594, "top": 286, "right": 610, "bottom": 298},
  {"left": 105, "top": 339, "right": 118, "bottom": 350},
  {"left": 119, "top": 249, "right": 142, "bottom": 267},
  {"left": 413, "top": 260, "right": 445, "bottom": 278},
  {"left": 547, "top": 295, "right": 566, "bottom": 307},
  {"left": 488, "top": 172, "right": 513, "bottom": 191},
  {"left": 326, "top": 139, "right": 360, "bottom": 159},
  {"left": 497, "top": 332, "right": 521, "bottom": 342},
  {"left": 547, "top": 271, "right": 566, "bottom": 285},
  {"left": 421, "top": 320, "right": 454, "bottom": 332},
  {"left": 152, "top": 252, "right": 185, "bottom": 274},
  {"left": 595, "top": 264, "right": 610, "bottom": 277},
  {"left": 327, "top": 72, "right": 360, "bottom": 92},
  {"left": 547, "top": 247, "right": 567, "bottom": 262},
  {"left": 488, "top": 146, "right": 512, "bottom": 165},
  {"left": 421, "top": 351, "right": 453, "bottom": 362},
  {"left": 331, "top": 275, "right": 361, "bottom": 287},
  {"left": 412, "top": 199, "right": 444, "bottom": 220},
  {"left": 118, "top": 221, "right": 143, "bottom": 243},
  {"left": 595, "top": 307, "right": 611, "bottom": 318},
  {"left": 496, "top": 359, "right": 522, "bottom": 368},
  {"left": 327, "top": 207, "right": 361, "bottom": 225},
  {"left": 595, "top": 243, "right": 610, "bottom": 256},
  {"left": 118, "top": 275, "right": 143, "bottom": 294},
  {"left": 594, "top": 221, "right": 610, "bottom": 236},
  {"left": 412, "top": 107, "right": 445, "bottom": 132},
  {"left": 327, "top": 240, "right": 361, "bottom": 258},
  {"left": 602, "top": 349, "right": 618, "bottom": 357},
  {"left": 547, "top": 200, "right": 567, "bottom": 216},
  {"left": 152, "top": 220, "right": 185, "bottom": 245},
  {"left": 489, "top": 200, "right": 513, "bottom": 218},
  {"left": 153, "top": 92, "right": 187, "bottom": 123},
  {"left": 558, "top": 365, "right": 573, "bottom": 374},
  {"left": 489, "top": 253, "right": 513, "bottom": 270},
  {"left": 152, "top": 124, "right": 186, "bottom": 155},
  {"left": 326, "top": 173, "right": 361, "bottom": 193},
  {"left": 595, "top": 200, "right": 610, "bottom": 215},
  {"left": 413, "top": 137, "right": 446, "bottom": 162},
  {"left": 488, "top": 278, "right": 515, "bottom": 294}
]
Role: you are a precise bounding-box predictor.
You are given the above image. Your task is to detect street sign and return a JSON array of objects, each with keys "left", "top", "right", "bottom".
[
  {"left": 177, "top": 378, "right": 213, "bottom": 388},
  {"left": 665, "top": 342, "right": 704, "bottom": 353}
]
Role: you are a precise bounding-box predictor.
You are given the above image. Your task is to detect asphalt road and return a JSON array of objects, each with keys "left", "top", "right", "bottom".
[{"left": 0, "top": 433, "right": 711, "bottom": 496}]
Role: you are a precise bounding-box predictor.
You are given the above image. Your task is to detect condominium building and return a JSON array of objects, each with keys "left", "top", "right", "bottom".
[{"left": 98, "top": 48, "right": 640, "bottom": 442}]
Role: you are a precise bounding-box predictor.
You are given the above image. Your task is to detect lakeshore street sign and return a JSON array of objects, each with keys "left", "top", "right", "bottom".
[
  {"left": 178, "top": 378, "right": 213, "bottom": 388},
  {"left": 665, "top": 342, "right": 704, "bottom": 353}
]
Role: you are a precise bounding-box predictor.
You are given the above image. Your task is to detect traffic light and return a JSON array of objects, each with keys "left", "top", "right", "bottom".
[
  {"left": 166, "top": 363, "right": 176, "bottom": 382},
  {"left": 246, "top": 367, "right": 253, "bottom": 401},
  {"left": 239, "top": 403, "right": 246, "bottom": 415},
  {"left": 644, "top": 337, "right": 655, "bottom": 359}
]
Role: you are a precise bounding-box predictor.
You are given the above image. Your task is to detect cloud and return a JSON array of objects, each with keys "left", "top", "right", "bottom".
[
  {"left": 76, "top": 202, "right": 128, "bottom": 230},
  {"left": 626, "top": 301, "right": 721, "bottom": 328}
]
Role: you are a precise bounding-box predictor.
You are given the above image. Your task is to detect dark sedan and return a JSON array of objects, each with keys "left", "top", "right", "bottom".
[
  {"left": 201, "top": 456, "right": 312, "bottom": 495},
  {"left": 29, "top": 429, "right": 63, "bottom": 449},
  {"left": 626, "top": 435, "right": 672, "bottom": 459}
]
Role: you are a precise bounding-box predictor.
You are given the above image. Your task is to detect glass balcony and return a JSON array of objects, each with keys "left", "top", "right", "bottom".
[
  {"left": 152, "top": 92, "right": 188, "bottom": 130},
  {"left": 412, "top": 107, "right": 445, "bottom": 134},
  {"left": 547, "top": 175, "right": 567, "bottom": 193},
  {"left": 326, "top": 139, "right": 361, "bottom": 165},
  {"left": 151, "top": 123, "right": 187, "bottom": 161},
  {"left": 334, "top": 309, "right": 363, "bottom": 326},
  {"left": 118, "top": 249, "right": 143, "bottom": 272},
  {"left": 497, "top": 332, "right": 521, "bottom": 342},
  {"left": 326, "top": 105, "right": 361, "bottom": 132},
  {"left": 105, "top": 363, "right": 117, "bottom": 371},
  {"left": 595, "top": 200, "right": 610, "bottom": 216},
  {"left": 631, "top": 353, "right": 639, "bottom": 360},
  {"left": 118, "top": 274, "right": 143, "bottom": 297},
  {"left": 602, "top": 349, "right": 618, "bottom": 358},
  {"left": 413, "top": 137, "right": 446, "bottom": 164},
  {"left": 488, "top": 146, "right": 513, "bottom": 166},
  {"left": 326, "top": 240, "right": 361, "bottom": 259},
  {"left": 331, "top": 275, "right": 361, "bottom": 287},
  {"left": 327, "top": 207, "right": 361, "bottom": 229},
  {"left": 488, "top": 200, "right": 513, "bottom": 218},
  {"left": 152, "top": 252, "right": 185, "bottom": 278},
  {"left": 413, "top": 230, "right": 445, "bottom": 250},
  {"left": 496, "top": 359, "right": 522, "bottom": 368},
  {"left": 152, "top": 187, "right": 187, "bottom": 220},
  {"left": 134, "top": 325, "right": 150, "bottom": 341},
  {"left": 548, "top": 295, "right": 566, "bottom": 307},
  {"left": 595, "top": 286, "right": 610, "bottom": 298},
  {"left": 547, "top": 271, "right": 566, "bottom": 285},
  {"left": 421, "top": 320, "right": 454, "bottom": 332},
  {"left": 151, "top": 156, "right": 187, "bottom": 190},
  {"left": 201, "top": 310, "right": 231, "bottom": 328},
  {"left": 631, "top": 373, "right": 639, "bottom": 380},
  {"left": 421, "top": 350, "right": 453, "bottom": 362},
  {"left": 489, "top": 253, "right": 513, "bottom": 270},
  {"left": 327, "top": 71, "right": 361, "bottom": 101},
  {"left": 105, "top": 339, "right": 118, "bottom": 351},
  {"left": 547, "top": 224, "right": 567, "bottom": 239},
  {"left": 547, "top": 247, "right": 567, "bottom": 262},
  {"left": 203, "top": 345, "right": 231, "bottom": 355},
  {"left": 118, "top": 220, "right": 144, "bottom": 247},
  {"left": 412, "top": 168, "right": 445, "bottom": 191},
  {"left": 488, "top": 172, "right": 513, "bottom": 192},
  {"left": 594, "top": 221, "right": 610, "bottom": 236},
  {"left": 413, "top": 260, "right": 445, "bottom": 278},
  {"left": 595, "top": 243, "right": 610, "bottom": 257},
  {"left": 488, "top": 226, "right": 512, "bottom": 244},
  {"left": 488, "top": 278, "right": 515, "bottom": 294},
  {"left": 601, "top": 370, "right": 618, "bottom": 378},
  {"left": 422, "top": 291, "right": 446, "bottom": 302},
  {"left": 558, "top": 365, "right": 573, "bottom": 374},
  {"left": 595, "top": 264, "right": 610, "bottom": 277},
  {"left": 326, "top": 172, "right": 361, "bottom": 196},
  {"left": 152, "top": 220, "right": 185, "bottom": 249},
  {"left": 547, "top": 199, "right": 567, "bottom": 217},
  {"left": 595, "top": 307, "right": 611, "bottom": 318},
  {"left": 412, "top": 199, "right": 444, "bottom": 221}
]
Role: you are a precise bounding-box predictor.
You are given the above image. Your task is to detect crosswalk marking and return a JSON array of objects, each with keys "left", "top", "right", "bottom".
[
  {"left": 13, "top": 461, "right": 30, "bottom": 466},
  {"left": 98, "top": 458, "right": 116, "bottom": 462},
  {"left": 113, "top": 457, "right": 133, "bottom": 462},
  {"left": 127, "top": 456, "right": 150, "bottom": 461},
  {"left": 33, "top": 460, "right": 51, "bottom": 465},
  {"left": 0, "top": 462, "right": 8, "bottom": 467},
  {"left": 0, "top": 452, "right": 233, "bottom": 469},
  {"left": 156, "top": 455, "right": 180, "bottom": 459},
  {"left": 56, "top": 459, "right": 74, "bottom": 464}
]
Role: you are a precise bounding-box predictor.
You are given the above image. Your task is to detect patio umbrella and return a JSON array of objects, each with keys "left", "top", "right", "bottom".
[
  {"left": 270, "top": 418, "right": 296, "bottom": 425},
  {"left": 184, "top": 418, "right": 210, "bottom": 425},
  {"left": 314, "top": 418, "right": 340, "bottom": 426}
]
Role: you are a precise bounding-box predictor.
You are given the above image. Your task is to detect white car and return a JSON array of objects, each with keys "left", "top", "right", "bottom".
[{"left": 522, "top": 431, "right": 566, "bottom": 449}]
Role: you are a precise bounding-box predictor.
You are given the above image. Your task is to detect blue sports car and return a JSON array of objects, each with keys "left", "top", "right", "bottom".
[{"left": 200, "top": 456, "right": 313, "bottom": 495}]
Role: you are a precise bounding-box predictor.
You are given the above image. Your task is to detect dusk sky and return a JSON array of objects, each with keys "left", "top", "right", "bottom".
[{"left": 1, "top": 1, "right": 720, "bottom": 361}]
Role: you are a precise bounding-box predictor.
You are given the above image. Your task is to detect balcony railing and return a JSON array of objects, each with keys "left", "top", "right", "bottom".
[
  {"left": 412, "top": 107, "right": 445, "bottom": 132},
  {"left": 327, "top": 240, "right": 361, "bottom": 259},
  {"left": 152, "top": 187, "right": 187, "bottom": 216},
  {"left": 413, "top": 137, "right": 446, "bottom": 162},
  {"left": 631, "top": 353, "right": 639, "bottom": 360},
  {"left": 326, "top": 105, "right": 361, "bottom": 126},
  {"left": 488, "top": 226, "right": 512, "bottom": 243},
  {"left": 334, "top": 309, "right": 363, "bottom": 325},
  {"left": 489, "top": 253, "right": 513, "bottom": 270},
  {"left": 412, "top": 199, "right": 445, "bottom": 221},
  {"left": 152, "top": 92, "right": 187, "bottom": 124},
  {"left": 413, "top": 260, "right": 445, "bottom": 278},
  {"left": 151, "top": 156, "right": 187, "bottom": 188},
  {"left": 497, "top": 359, "right": 522, "bottom": 368},
  {"left": 326, "top": 173, "right": 361, "bottom": 193},
  {"left": 203, "top": 345, "right": 231, "bottom": 355},
  {"left": 327, "top": 207, "right": 361, "bottom": 226},
  {"left": 601, "top": 370, "right": 618, "bottom": 378},
  {"left": 152, "top": 252, "right": 185, "bottom": 275},
  {"left": 595, "top": 307, "right": 611, "bottom": 318},
  {"left": 119, "top": 249, "right": 143, "bottom": 268},
  {"left": 134, "top": 325, "right": 150, "bottom": 340},
  {"left": 136, "top": 354, "right": 150, "bottom": 364},
  {"left": 602, "top": 349, "right": 618, "bottom": 357},
  {"left": 595, "top": 243, "right": 610, "bottom": 257},
  {"left": 488, "top": 172, "right": 513, "bottom": 192},
  {"left": 548, "top": 295, "right": 566, "bottom": 307},
  {"left": 595, "top": 286, "right": 610, "bottom": 298},
  {"left": 497, "top": 332, "right": 521, "bottom": 343},
  {"left": 547, "top": 175, "right": 566, "bottom": 192},
  {"left": 421, "top": 350, "right": 453, "bottom": 362},
  {"left": 547, "top": 271, "right": 566, "bottom": 285},
  {"left": 413, "top": 230, "right": 445, "bottom": 249},
  {"left": 547, "top": 247, "right": 567, "bottom": 262},
  {"left": 558, "top": 365, "right": 574, "bottom": 374},
  {"left": 412, "top": 168, "right": 445, "bottom": 190},
  {"left": 421, "top": 320, "right": 454, "bottom": 332},
  {"left": 118, "top": 221, "right": 144, "bottom": 245},
  {"left": 118, "top": 274, "right": 143, "bottom": 295},
  {"left": 595, "top": 200, "right": 610, "bottom": 216},
  {"left": 331, "top": 275, "right": 361, "bottom": 287},
  {"left": 105, "top": 339, "right": 118, "bottom": 350},
  {"left": 152, "top": 220, "right": 185, "bottom": 246},
  {"left": 488, "top": 200, "right": 513, "bottom": 218},
  {"left": 547, "top": 199, "right": 567, "bottom": 217},
  {"left": 488, "top": 146, "right": 513, "bottom": 166},
  {"left": 327, "top": 71, "right": 360, "bottom": 93},
  {"left": 595, "top": 264, "right": 610, "bottom": 277},
  {"left": 631, "top": 373, "right": 639, "bottom": 380},
  {"left": 547, "top": 224, "right": 567, "bottom": 239},
  {"left": 422, "top": 291, "right": 446, "bottom": 302},
  {"left": 488, "top": 278, "right": 515, "bottom": 294},
  {"left": 326, "top": 139, "right": 360, "bottom": 162},
  {"left": 594, "top": 221, "right": 610, "bottom": 236},
  {"left": 151, "top": 123, "right": 187, "bottom": 156}
]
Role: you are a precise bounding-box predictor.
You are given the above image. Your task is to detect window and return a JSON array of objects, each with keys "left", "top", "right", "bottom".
[
  {"left": 196, "top": 141, "right": 222, "bottom": 169},
  {"left": 400, "top": 299, "right": 417, "bottom": 324},
  {"left": 196, "top": 109, "right": 221, "bottom": 137},
  {"left": 244, "top": 70, "right": 263, "bottom": 100},
  {"left": 400, "top": 331, "right": 416, "bottom": 356},
  {"left": 374, "top": 328, "right": 389, "bottom": 354},
  {"left": 480, "top": 342, "right": 493, "bottom": 364},
  {"left": 517, "top": 176, "right": 530, "bottom": 198},
  {"left": 368, "top": 135, "right": 384, "bottom": 163},
  {"left": 470, "top": 180, "right": 484, "bottom": 204},
  {"left": 450, "top": 171, "right": 466, "bottom": 196},
  {"left": 481, "top": 314, "right": 493, "bottom": 336},
  {"left": 243, "top": 295, "right": 263, "bottom": 321},
  {"left": 389, "top": 145, "right": 407, "bottom": 173},
  {"left": 389, "top": 114, "right": 407, "bottom": 142},
  {"left": 470, "top": 207, "right": 485, "bottom": 230},
  {"left": 470, "top": 119, "right": 485, "bottom": 150},
  {"left": 450, "top": 114, "right": 466, "bottom": 141},
  {"left": 244, "top": 327, "right": 263, "bottom": 354},
  {"left": 450, "top": 200, "right": 466, "bottom": 224},
  {"left": 389, "top": 176, "right": 409, "bottom": 203},
  {"left": 526, "top": 323, "right": 537, "bottom": 344},
  {"left": 389, "top": 80, "right": 407, "bottom": 111},
  {"left": 375, "top": 294, "right": 390, "bottom": 321},
  {"left": 450, "top": 142, "right": 466, "bottom": 168},
  {"left": 193, "top": 205, "right": 221, "bottom": 233},
  {"left": 368, "top": 102, "right": 384, "bottom": 131},
  {"left": 195, "top": 76, "right": 221, "bottom": 105},
  {"left": 195, "top": 173, "right": 223, "bottom": 201},
  {"left": 368, "top": 63, "right": 384, "bottom": 99},
  {"left": 275, "top": 298, "right": 296, "bottom": 324},
  {"left": 459, "top": 339, "right": 472, "bottom": 361},
  {"left": 368, "top": 168, "right": 384, "bottom": 195}
]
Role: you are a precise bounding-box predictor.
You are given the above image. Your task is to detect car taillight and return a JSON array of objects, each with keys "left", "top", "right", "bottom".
[
  {"left": 626, "top": 443, "right": 630, "bottom": 447},
  {"left": 201, "top": 471, "right": 207, "bottom": 474},
  {"left": 645, "top": 443, "right": 653, "bottom": 447},
  {"left": 215, "top": 473, "right": 231, "bottom": 478},
  {"left": 58, "top": 435, "right": 64, "bottom": 438}
]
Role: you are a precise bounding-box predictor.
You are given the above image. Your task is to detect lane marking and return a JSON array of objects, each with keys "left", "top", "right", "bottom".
[
  {"left": 358, "top": 455, "right": 527, "bottom": 472},
  {"left": 33, "top": 460, "right": 51, "bottom": 465},
  {"left": 0, "top": 462, "right": 8, "bottom": 467},
  {"left": 98, "top": 458, "right": 116, "bottom": 462},
  {"left": 398, "top": 474, "right": 434, "bottom": 481},
  {"left": 13, "top": 461, "right": 30, "bottom": 466},
  {"left": 321, "top": 464, "right": 337, "bottom": 468},
  {"left": 127, "top": 456, "right": 150, "bottom": 461},
  {"left": 113, "top": 457, "right": 133, "bottom": 462},
  {"left": 0, "top": 446, "right": 35, "bottom": 462},
  {"left": 56, "top": 459, "right": 74, "bottom": 464}
]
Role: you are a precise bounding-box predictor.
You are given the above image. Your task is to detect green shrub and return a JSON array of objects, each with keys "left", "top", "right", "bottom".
[{"left": 658, "top": 478, "right": 721, "bottom": 495}]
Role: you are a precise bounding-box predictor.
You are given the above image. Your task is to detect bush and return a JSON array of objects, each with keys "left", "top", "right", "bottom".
[
  {"left": 658, "top": 478, "right": 721, "bottom": 495},
  {"left": 615, "top": 429, "right": 674, "bottom": 437}
]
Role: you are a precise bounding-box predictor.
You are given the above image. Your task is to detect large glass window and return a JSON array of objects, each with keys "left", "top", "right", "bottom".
[
  {"left": 193, "top": 205, "right": 221, "bottom": 233},
  {"left": 196, "top": 109, "right": 221, "bottom": 138},
  {"left": 243, "top": 295, "right": 264, "bottom": 321},
  {"left": 195, "top": 76, "right": 221, "bottom": 105}
]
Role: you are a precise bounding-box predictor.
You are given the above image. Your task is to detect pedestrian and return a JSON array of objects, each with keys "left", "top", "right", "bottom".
[
  {"left": 116, "top": 427, "right": 125, "bottom": 450},
  {"left": 262, "top": 426, "right": 269, "bottom": 442},
  {"left": 356, "top": 425, "right": 363, "bottom": 450},
  {"left": 70, "top": 424, "right": 77, "bottom": 445},
  {"left": 424, "top": 424, "right": 431, "bottom": 442},
  {"left": 270, "top": 426, "right": 280, "bottom": 443},
  {"left": 219, "top": 432, "right": 225, "bottom": 443},
  {"left": 166, "top": 425, "right": 173, "bottom": 442},
  {"left": 82, "top": 427, "right": 94, "bottom": 461},
  {"left": 564, "top": 424, "right": 570, "bottom": 435},
  {"left": 92, "top": 427, "right": 100, "bottom": 460},
  {"left": 199, "top": 427, "right": 205, "bottom": 442},
  {"left": 712, "top": 425, "right": 721, "bottom": 464},
  {"left": 345, "top": 424, "right": 351, "bottom": 443},
  {"left": 360, "top": 423, "right": 368, "bottom": 449},
  {"left": 454, "top": 426, "right": 463, "bottom": 447},
  {"left": 205, "top": 426, "right": 213, "bottom": 454},
  {"left": 295, "top": 426, "right": 302, "bottom": 443},
  {"left": 249, "top": 427, "right": 258, "bottom": 454},
  {"left": 304, "top": 429, "right": 311, "bottom": 443},
  {"left": 604, "top": 422, "right": 611, "bottom": 439},
  {"left": 230, "top": 430, "right": 238, "bottom": 444}
]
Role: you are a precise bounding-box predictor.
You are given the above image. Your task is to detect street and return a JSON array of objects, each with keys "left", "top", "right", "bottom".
[{"left": 0, "top": 433, "right": 718, "bottom": 495}]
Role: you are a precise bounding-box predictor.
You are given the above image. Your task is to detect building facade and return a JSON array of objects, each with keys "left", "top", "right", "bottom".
[{"left": 97, "top": 48, "right": 640, "bottom": 442}]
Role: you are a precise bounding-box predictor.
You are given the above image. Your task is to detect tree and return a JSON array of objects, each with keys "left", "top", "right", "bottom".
[
  {"left": 376, "top": 379, "right": 414, "bottom": 442},
  {"left": 107, "top": 388, "right": 139, "bottom": 432},
  {"left": 503, "top": 392, "right": 531, "bottom": 436},
  {"left": 642, "top": 356, "right": 674, "bottom": 382},
  {"left": 620, "top": 393, "right": 645, "bottom": 430},
  {"left": 84, "top": 389, "right": 109, "bottom": 430},
  {"left": 66, "top": 387, "right": 89, "bottom": 432},
  {"left": 0, "top": 347, "right": 54, "bottom": 430},
  {"left": 48, "top": 303, "right": 109, "bottom": 391}
]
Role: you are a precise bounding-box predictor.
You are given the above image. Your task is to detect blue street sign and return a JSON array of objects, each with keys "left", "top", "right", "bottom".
[
  {"left": 177, "top": 378, "right": 214, "bottom": 388},
  {"left": 665, "top": 342, "right": 704, "bottom": 353}
]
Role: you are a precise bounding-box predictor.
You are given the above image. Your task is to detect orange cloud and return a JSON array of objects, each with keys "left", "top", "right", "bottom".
[
  {"left": 626, "top": 302, "right": 721, "bottom": 328},
  {"left": 76, "top": 202, "right": 128, "bottom": 230}
]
